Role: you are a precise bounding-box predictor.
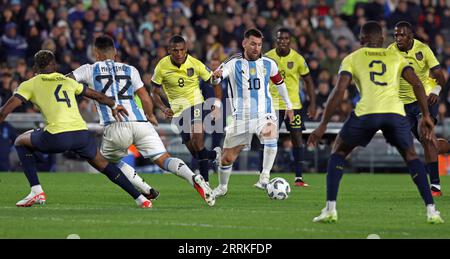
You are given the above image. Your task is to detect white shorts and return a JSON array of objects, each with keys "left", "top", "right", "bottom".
[
  {"left": 223, "top": 114, "right": 278, "bottom": 149},
  {"left": 101, "top": 122, "right": 167, "bottom": 163}
]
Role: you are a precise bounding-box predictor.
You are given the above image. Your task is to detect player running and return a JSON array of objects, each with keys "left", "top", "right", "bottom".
[
  {"left": 68, "top": 35, "right": 215, "bottom": 207},
  {"left": 308, "top": 21, "right": 444, "bottom": 224},
  {"left": 388, "top": 21, "right": 447, "bottom": 197},
  {"left": 0, "top": 50, "right": 153, "bottom": 208},
  {"left": 265, "top": 28, "right": 317, "bottom": 187}
]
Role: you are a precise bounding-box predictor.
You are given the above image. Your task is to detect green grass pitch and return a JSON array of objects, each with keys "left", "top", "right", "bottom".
[{"left": 0, "top": 172, "right": 449, "bottom": 239}]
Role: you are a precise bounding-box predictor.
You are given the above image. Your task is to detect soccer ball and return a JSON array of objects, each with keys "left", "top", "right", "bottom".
[{"left": 266, "top": 177, "right": 291, "bottom": 200}]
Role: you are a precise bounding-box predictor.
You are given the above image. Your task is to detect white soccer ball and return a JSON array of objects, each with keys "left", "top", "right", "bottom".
[{"left": 266, "top": 177, "right": 291, "bottom": 200}]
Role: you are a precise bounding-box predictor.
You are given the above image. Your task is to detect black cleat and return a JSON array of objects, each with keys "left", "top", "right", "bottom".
[{"left": 143, "top": 188, "right": 160, "bottom": 200}]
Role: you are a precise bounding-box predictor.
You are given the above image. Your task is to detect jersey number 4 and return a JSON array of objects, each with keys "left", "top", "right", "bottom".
[
  {"left": 95, "top": 75, "right": 133, "bottom": 100},
  {"left": 54, "top": 84, "right": 71, "bottom": 108}
]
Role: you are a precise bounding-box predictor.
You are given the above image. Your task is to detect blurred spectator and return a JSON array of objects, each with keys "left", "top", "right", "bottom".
[
  {"left": 0, "top": 22, "right": 28, "bottom": 66},
  {"left": 0, "top": 122, "right": 17, "bottom": 172}
]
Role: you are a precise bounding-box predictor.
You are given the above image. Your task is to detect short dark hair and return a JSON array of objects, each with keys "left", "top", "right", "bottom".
[
  {"left": 34, "top": 50, "right": 55, "bottom": 70},
  {"left": 169, "top": 35, "right": 186, "bottom": 45},
  {"left": 277, "top": 27, "right": 292, "bottom": 36},
  {"left": 395, "top": 21, "right": 413, "bottom": 31},
  {"left": 244, "top": 28, "right": 263, "bottom": 39},
  {"left": 94, "top": 35, "right": 115, "bottom": 51},
  {"left": 361, "top": 21, "right": 382, "bottom": 36}
]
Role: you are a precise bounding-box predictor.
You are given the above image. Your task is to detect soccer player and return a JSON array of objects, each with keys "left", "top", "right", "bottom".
[
  {"left": 68, "top": 35, "right": 215, "bottom": 207},
  {"left": 307, "top": 21, "right": 444, "bottom": 224},
  {"left": 0, "top": 50, "right": 153, "bottom": 208},
  {"left": 211, "top": 28, "right": 294, "bottom": 197},
  {"left": 388, "top": 21, "right": 447, "bottom": 197},
  {"left": 151, "top": 35, "right": 222, "bottom": 184},
  {"left": 265, "top": 28, "right": 317, "bottom": 187}
]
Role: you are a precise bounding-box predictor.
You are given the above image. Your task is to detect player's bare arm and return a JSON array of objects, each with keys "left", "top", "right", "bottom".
[
  {"left": 303, "top": 74, "right": 317, "bottom": 119},
  {"left": 150, "top": 82, "right": 174, "bottom": 119},
  {"left": 0, "top": 95, "right": 24, "bottom": 123},
  {"left": 84, "top": 88, "right": 129, "bottom": 122},
  {"left": 308, "top": 73, "right": 352, "bottom": 148},
  {"left": 428, "top": 67, "right": 447, "bottom": 105},
  {"left": 136, "top": 87, "right": 158, "bottom": 126}
]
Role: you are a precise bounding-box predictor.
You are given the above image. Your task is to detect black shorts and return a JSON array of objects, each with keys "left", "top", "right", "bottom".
[
  {"left": 404, "top": 101, "right": 439, "bottom": 140},
  {"left": 172, "top": 104, "right": 211, "bottom": 144},
  {"left": 339, "top": 112, "right": 414, "bottom": 150},
  {"left": 277, "top": 109, "right": 306, "bottom": 132},
  {"left": 31, "top": 129, "right": 97, "bottom": 159}
]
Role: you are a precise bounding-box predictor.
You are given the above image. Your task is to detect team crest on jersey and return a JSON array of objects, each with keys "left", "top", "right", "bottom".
[
  {"left": 415, "top": 51, "right": 423, "bottom": 61},
  {"left": 187, "top": 68, "right": 194, "bottom": 77},
  {"left": 287, "top": 62, "right": 294, "bottom": 69},
  {"left": 250, "top": 68, "right": 257, "bottom": 75}
]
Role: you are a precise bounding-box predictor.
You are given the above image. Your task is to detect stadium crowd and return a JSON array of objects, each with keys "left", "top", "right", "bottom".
[{"left": 1, "top": 0, "right": 450, "bottom": 124}]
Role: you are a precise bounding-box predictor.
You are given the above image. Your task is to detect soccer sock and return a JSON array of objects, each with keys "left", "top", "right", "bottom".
[
  {"left": 426, "top": 162, "right": 440, "bottom": 186},
  {"left": 326, "top": 153, "right": 346, "bottom": 201},
  {"left": 15, "top": 146, "right": 40, "bottom": 187},
  {"left": 31, "top": 185, "right": 44, "bottom": 195},
  {"left": 163, "top": 157, "right": 195, "bottom": 185},
  {"left": 261, "top": 139, "right": 278, "bottom": 176},
  {"left": 197, "top": 148, "right": 210, "bottom": 182},
  {"left": 116, "top": 161, "right": 152, "bottom": 194},
  {"left": 407, "top": 159, "right": 434, "bottom": 205},
  {"left": 101, "top": 163, "right": 141, "bottom": 199},
  {"left": 218, "top": 164, "right": 233, "bottom": 187},
  {"left": 292, "top": 146, "right": 304, "bottom": 178}
]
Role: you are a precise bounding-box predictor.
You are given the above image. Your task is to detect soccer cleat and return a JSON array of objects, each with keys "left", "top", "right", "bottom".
[
  {"left": 212, "top": 185, "right": 228, "bottom": 198},
  {"left": 254, "top": 173, "right": 269, "bottom": 190},
  {"left": 431, "top": 185, "right": 443, "bottom": 197},
  {"left": 294, "top": 178, "right": 309, "bottom": 187},
  {"left": 254, "top": 181, "right": 267, "bottom": 190},
  {"left": 313, "top": 208, "right": 338, "bottom": 223},
  {"left": 140, "top": 199, "right": 153, "bottom": 208},
  {"left": 16, "top": 192, "right": 46, "bottom": 207},
  {"left": 213, "top": 147, "right": 222, "bottom": 165},
  {"left": 427, "top": 209, "right": 444, "bottom": 224},
  {"left": 143, "top": 188, "right": 160, "bottom": 200},
  {"left": 193, "top": 175, "right": 215, "bottom": 206}
]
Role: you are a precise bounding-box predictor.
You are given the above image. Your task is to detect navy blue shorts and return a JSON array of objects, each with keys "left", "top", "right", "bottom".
[
  {"left": 277, "top": 109, "right": 306, "bottom": 132},
  {"left": 31, "top": 129, "right": 97, "bottom": 159},
  {"left": 404, "top": 101, "right": 439, "bottom": 140},
  {"left": 172, "top": 103, "right": 211, "bottom": 144},
  {"left": 339, "top": 112, "right": 414, "bottom": 150}
]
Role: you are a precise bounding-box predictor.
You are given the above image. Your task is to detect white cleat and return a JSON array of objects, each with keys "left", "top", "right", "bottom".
[
  {"left": 193, "top": 175, "right": 215, "bottom": 207},
  {"left": 213, "top": 147, "right": 222, "bottom": 165},
  {"left": 254, "top": 173, "right": 269, "bottom": 190},
  {"left": 427, "top": 206, "right": 444, "bottom": 224},
  {"left": 16, "top": 192, "right": 46, "bottom": 207},
  {"left": 212, "top": 185, "right": 228, "bottom": 198},
  {"left": 313, "top": 208, "right": 338, "bottom": 223},
  {"left": 254, "top": 181, "right": 267, "bottom": 190}
]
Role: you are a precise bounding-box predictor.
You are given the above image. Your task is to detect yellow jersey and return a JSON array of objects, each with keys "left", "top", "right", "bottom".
[
  {"left": 151, "top": 55, "right": 212, "bottom": 117},
  {"left": 265, "top": 48, "right": 310, "bottom": 110},
  {"left": 15, "top": 72, "right": 88, "bottom": 134},
  {"left": 339, "top": 47, "right": 410, "bottom": 117},
  {"left": 387, "top": 39, "right": 441, "bottom": 104}
]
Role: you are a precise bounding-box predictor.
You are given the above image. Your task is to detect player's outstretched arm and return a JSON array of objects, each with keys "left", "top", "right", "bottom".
[
  {"left": 136, "top": 87, "right": 158, "bottom": 126},
  {"left": 307, "top": 73, "right": 351, "bottom": 148},
  {"left": 84, "top": 88, "right": 129, "bottom": 121},
  {"left": 0, "top": 96, "right": 23, "bottom": 123},
  {"left": 150, "top": 82, "right": 173, "bottom": 119}
]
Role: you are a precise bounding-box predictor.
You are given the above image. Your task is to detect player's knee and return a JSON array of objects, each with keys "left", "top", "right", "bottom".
[
  {"left": 221, "top": 153, "right": 235, "bottom": 166},
  {"left": 403, "top": 148, "right": 419, "bottom": 161}
]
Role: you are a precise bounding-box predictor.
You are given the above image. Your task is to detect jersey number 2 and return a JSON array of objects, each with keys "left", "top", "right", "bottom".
[
  {"left": 54, "top": 84, "right": 71, "bottom": 108},
  {"left": 369, "top": 60, "right": 387, "bottom": 86}
]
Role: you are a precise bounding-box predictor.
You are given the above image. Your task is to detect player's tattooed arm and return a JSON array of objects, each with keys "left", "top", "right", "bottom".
[
  {"left": 151, "top": 82, "right": 174, "bottom": 119},
  {"left": 84, "top": 88, "right": 129, "bottom": 121}
]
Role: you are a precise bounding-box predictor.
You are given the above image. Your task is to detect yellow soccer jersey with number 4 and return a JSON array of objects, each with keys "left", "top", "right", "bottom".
[
  {"left": 151, "top": 55, "right": 212, "bottom": 117},
  {"left": 339, "top": 47, "right": 410, "bottom": 117},
  {"left": 387, "top": 39, "right": 441, "bottom": 104},
  {"left": 14, "top": 72, "right": 88, "bottom": 134},
  {"left": 265, "top": 49, "right": 310, "bottom": 110}
]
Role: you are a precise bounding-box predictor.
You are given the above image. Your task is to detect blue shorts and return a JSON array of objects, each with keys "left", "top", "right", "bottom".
[
  {"left": 339, "top": 112, "right": 414, "bottom": 150},
  {"left": 404, "top": 101, "right": 439, "bottom": 140},
  {"left": 31, "top": 129, "right": 97, "bottom": 159},
  {"left": 277, "top": 109, "right": 306, "bottom": 132},
  {"left": 172, "top": 103, "right": 211, "bottom": 144}
]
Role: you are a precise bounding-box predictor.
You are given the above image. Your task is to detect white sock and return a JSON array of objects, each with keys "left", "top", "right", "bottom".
[
  {"left": 117, "top": 161, "right": 152, "bottom": 194},
  {"left": 262, "top": 139, "right": 278, "bottom": 176},
  {"left": 326, "top": 201, "right": 336, "bottom": 211},
  {"left": 164, "top": 157, "right": 195, "bottom": 185},
  {"left": 135, "top": 194, "right": 147, "bottom": 205},
  {"left": 427, "top": 204, "right": 436, "bottom": 215},
  {"left": 218, "top": 164, "right": 233, "bottom": 187},
  {"left": 31, "top": 185, "right": 44, "bottom": 194}
]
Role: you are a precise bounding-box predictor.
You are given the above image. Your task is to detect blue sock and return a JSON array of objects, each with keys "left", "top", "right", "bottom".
[
  {"left": 407, "top": 159, "right": 434, "bottom": 205},
  {"left": 292, "top": 147, "right": 304, "bottom": 178},
  {"left": 197, "top": 148, "right": 209, "bottom": 182},
  {"left": 101, "top": 163, "right": 141, "bottom": 199},
  {"left": 426, "top": 162, "right": 440, "bottom": 185},
  {"left": 326, "top": 154, "right": 346, "bottom": 201},
  {"left": 15, "top": 146, "right": 39, "bottom": 187}
]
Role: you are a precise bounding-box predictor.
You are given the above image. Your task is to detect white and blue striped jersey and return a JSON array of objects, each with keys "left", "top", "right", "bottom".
[
  {"left": 220, "top": 54, "right": 284, "bottom": 120},
  {"left": 72, "top": 60, "right": 147, "bottom": 125}
]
